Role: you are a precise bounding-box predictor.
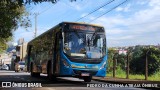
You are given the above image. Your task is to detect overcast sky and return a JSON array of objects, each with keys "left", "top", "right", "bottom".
[{"left": 13, "top": 0, "right": 160, "bottom": 47}]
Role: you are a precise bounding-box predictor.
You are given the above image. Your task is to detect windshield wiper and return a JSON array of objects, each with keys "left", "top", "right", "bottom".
[{"left": 90, "top": 29, "right": 98, "bottom": 42}]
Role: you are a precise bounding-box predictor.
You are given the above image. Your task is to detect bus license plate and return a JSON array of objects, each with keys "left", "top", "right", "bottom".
[{"left": 81, "top": 73, "right": 89, "bottom": 76}]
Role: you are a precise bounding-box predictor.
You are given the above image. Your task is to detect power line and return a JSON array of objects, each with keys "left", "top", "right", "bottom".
[
  {"left": 39, "top": 5, "right": 55, "bottom": 15},
  {"left": 55, "top": 1, "right": 81, "bottom": 21},
  {"left": 75, "top": 0, "right": 115, "bottom": 21},
  {"left": 28, "top": 4, "right": 54, "bottom": 37},
  {"left": 29, "top": 3, "right": 55, "bottom": 19},
  {"left": 109, "top": 19, "right": 160, "bottom": 29},
  {"left": 89, "top": 0, "right": 129, "bottom": 23}
]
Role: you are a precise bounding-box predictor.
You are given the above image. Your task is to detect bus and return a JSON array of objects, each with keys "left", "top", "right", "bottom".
[{"left": 27, "top": 22, "right": 107, "bottom": 82}]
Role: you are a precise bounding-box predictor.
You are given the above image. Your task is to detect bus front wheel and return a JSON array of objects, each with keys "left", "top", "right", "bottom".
[{"left": 83, "top": 76, "right": 92, "bottom": 82}]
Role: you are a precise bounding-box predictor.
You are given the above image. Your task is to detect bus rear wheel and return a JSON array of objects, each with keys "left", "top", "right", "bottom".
[
  {"left": 47, "top": 65, "right": 56, "bottom": 81},
  {"left": 83, "top": 76, "right": 92, "bottom": 82},
  {"left": 30, "top": 64, "right": 40, "bottom": 77}
]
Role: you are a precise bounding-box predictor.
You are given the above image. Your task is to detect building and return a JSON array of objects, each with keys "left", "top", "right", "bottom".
[
  {"left": 16, "top": 42, "right": 28, "bottom": 62},
  {"left": 118, "top": 49, "right": 127, "bottom": 55}
]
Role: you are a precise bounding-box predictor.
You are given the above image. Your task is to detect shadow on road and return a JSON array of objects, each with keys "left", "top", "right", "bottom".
[{"left": 0, "top": 74, "right": 88, "bottom": 87}]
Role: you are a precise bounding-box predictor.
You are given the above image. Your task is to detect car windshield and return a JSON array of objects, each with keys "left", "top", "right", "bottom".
[{"left": 63, "top": 31, "right": 106, "bottom": 59}]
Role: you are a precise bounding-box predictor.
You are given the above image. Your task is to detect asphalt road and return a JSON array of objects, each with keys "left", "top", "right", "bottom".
[{"left": 0, "top": 70, "right": 148, "bottom": 90}]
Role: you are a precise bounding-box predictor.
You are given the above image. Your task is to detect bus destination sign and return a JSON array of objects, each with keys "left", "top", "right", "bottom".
[{"left": 69, "top": 25, "right": 96, "bottom": 31}]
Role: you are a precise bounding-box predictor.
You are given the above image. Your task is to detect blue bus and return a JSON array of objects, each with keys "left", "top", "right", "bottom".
[{"left": 27, "top": 22, "right": 107, "bottom": 82}]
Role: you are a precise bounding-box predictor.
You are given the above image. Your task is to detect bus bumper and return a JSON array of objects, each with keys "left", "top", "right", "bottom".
[{"left": 60, "top": 66, "right": 106, "bottom": 77}]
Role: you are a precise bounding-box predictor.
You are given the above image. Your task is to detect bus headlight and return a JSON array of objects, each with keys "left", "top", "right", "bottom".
[
  {"left": 100, "top": 61, "right": 106, "bottom": 69},
  {"left": 62, "top": 59, "right": 70, "bottom": 68}
]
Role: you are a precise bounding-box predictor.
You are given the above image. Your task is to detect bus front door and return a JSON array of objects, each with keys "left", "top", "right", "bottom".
[{"left": 53, "top": 32, "right": 61, "bottom": 75}]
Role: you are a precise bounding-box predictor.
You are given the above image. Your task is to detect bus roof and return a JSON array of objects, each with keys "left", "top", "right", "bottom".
[
  {"left": 62, "top": 22, "right": 104, "bottom": 28},
  {"left": 28, "top": 22, "right": 104, "bottom": 44}
]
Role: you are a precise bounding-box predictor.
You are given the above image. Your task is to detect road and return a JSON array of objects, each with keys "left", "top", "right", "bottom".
[{"left": 0, "top": 70, "right": 148, "bottom": 90}]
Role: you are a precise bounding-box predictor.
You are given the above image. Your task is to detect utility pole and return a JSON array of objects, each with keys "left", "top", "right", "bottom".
[
  {"left": 126, "top": 53, "right": 130, "bottom": 79},
  {"left": 34, "top": 13, "right": 39, "bottom": 38},
  {"left": 113, "top": 52, "right": 118, "bottom": 78},
  {"left": 113, "top": 57, "right": 116, "bottom": 78},
  {"left": 145, "top": 49, "right": 150, "bottom": 80},
  {"left": 126, "top": 47, "right": 132, "bottom": 79},
  {"left": 21, "top": 38, "right": 24, "bottom": 61}
]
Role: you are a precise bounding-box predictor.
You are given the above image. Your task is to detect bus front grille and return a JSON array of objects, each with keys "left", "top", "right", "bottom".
[{"left": 70, "top": 58, "right": 102, "bottom": 64}]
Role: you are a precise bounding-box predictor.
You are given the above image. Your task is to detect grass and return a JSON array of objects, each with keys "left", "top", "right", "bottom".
[
  {"left": 106, "top": 68, "right": 160, "bottom": 81},
  {"left": 148, "top": 71, "right": 160, "bottom": 81}
]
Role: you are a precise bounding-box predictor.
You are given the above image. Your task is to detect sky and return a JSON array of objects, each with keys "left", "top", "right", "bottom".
[{"left": 13, "top": 0, "right": 160, "bottom": 47}]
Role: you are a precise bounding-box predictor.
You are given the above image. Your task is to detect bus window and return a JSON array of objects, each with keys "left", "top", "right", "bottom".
[{"left": 63, "top": 32, "right": 106, "bottom": 59}]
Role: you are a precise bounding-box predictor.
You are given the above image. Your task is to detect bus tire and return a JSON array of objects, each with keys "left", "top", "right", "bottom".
[
  {"left": 30, "top": 63, "right": 38, "bottom": 77},
  {"left": 47, "top": 64, "right": 56, "bottom": 81},
  {"left": 83, "top": 76, "right": 92, "bottom": 82},
  {"left": 35, "top": 73, "right": 40, "bottom": 77}
]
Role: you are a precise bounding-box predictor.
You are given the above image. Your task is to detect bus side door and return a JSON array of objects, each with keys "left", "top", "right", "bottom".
[{"left": 53, "top": 32, "right": 61, "bottom": 75}]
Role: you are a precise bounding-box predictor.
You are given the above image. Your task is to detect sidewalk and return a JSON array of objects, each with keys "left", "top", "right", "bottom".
[{"left": 92, "top": 77, "right": 160, "bottom": 88}]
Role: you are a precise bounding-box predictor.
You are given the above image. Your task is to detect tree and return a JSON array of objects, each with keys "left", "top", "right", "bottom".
[
  {"left": 0, "top": 0, "right": 31, "bottom": 53},
  {"left": 117, "top": 53, "right": 126, "bottom": 70},
  {"left": 0, "top": 37, "right": 12, "bottom": 53},
  {"left": 24, "top": 0, "right": 76, "bottom": 4},
  {"left": 0, "top": 0, "right": 77, "bottom": 53},
  {"left": 130, "top": 46, "right": 144, "bottom": 74},
  {"left": 107, "top": 48, "right": 118, "bottom": 72},
  {"left": 130, "top": 46, "right": 160, "bottom": 76},
  {"left": 145, "top": 47, "right": 160, "bottom": 75}
]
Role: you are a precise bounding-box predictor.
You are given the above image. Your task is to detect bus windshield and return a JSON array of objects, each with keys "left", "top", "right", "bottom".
[{"left": 63, "top": 31, "right": 106, "bottom": 59}]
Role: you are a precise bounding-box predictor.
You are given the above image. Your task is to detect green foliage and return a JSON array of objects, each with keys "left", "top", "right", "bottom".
[
  {"left": 115, "top": 65, "right": 126, "bottom": 78},
  {"left": 0, "top": 0, "right": 30, "bottom": 37},
  {"left": 0, "top": 37, "right": 12, "bottom": 53},
  {"left": 146, "top": 47, "right": 160, "bottom": 75},
  {"left": 23, "top": 0, "right": 76, "bottom": 4},
  {"left": 130, "top": 46, "right": 160, "bottom": 76},
  {"left": 107, "top": 48, "right": 117, "bottom": 72},
  {"left": 149, "top": 70, "right": 160, "bottom": 81},
  {"left": 107, "top": 48, "right": 127, "bottom": 72},
  {"left": 0, "top": 0, "right": 77, "bottom": 53},
  {"left": 117, "top": 54, "right": 126, "bottom": 70},
  {"left": 130, "top": 46, "right": 144, "bottom": 74},
  {"left": 106, "top": 65, "right": 126, "bottom": 78},
  {"left": 107, "top": 46, "right": 160, "bottom": 81},
  {"left": 0, "top": 0, "right": 30, "bottom": 52}
]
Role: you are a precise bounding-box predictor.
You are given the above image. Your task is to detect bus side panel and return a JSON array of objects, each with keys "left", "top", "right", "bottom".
[
  {"left": 59, "top": 52, "right": 73, "bottom": 76},
  {"left": 59, "top": 37, "right": 73, "bottom": 76},
  {"left": 95, "top": 55, "right": 107, "bottom": 77},
  {"left": 40, "top": 29, "right": 55, "bottom": 74},
  {"left": 41, "top": 59, "right": 48, "bottom": 74}
]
